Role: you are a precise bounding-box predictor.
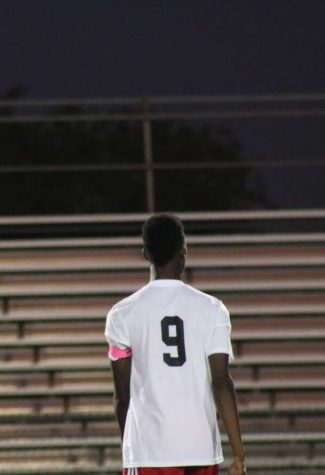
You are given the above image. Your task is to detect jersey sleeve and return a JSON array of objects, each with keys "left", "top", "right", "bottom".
[
  {"left": 205, "top": 300, "right": 234, "bottom": 362},
  {"left": 104, "top": 305, "right": 132, "bottom": 360}
]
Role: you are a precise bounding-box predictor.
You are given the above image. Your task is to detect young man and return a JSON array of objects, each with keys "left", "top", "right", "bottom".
[{"left": 105, "top": 214, "right": 246, "bottom": 475}]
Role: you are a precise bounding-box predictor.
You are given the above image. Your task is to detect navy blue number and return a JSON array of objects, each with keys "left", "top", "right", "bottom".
[{"left": 161, "top": 316, "right": 186, "bottom": 366}]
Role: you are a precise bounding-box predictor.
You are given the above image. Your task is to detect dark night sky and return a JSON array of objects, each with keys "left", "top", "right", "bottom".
[
  {"left": 1, "top": 0, "right": 325, "bottom": 98},
  {"left": 1, "top": 0, "right": 325, "bottom": 209}
]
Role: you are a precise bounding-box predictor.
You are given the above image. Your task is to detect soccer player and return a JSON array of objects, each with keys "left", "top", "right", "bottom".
[{"left": 105, "top": 214, "right": 246, "bottom": 475}]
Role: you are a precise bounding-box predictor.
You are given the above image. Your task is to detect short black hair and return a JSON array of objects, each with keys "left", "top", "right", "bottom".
[{"left": 142, "top": 213, "right": 185, "bottom": 266}]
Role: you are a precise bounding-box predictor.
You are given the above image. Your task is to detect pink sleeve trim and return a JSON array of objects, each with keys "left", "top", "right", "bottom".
[{"left": 108, "top": 345, "right": 132, "bottom": 359}]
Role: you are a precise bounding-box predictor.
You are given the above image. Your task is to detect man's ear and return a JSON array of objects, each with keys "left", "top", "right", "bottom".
[
  {"left": 142, "top": 247, "right": 150, "bottom": 262},
  {"left": 180, "top": 245, "right": 187, "bottom": 257}
]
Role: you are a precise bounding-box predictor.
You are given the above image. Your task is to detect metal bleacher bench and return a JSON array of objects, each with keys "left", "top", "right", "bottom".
[
  {"left": 1, "top": 228, "right": 325, "bottom": 251},
  {"left": 2, "top": 305, "right": 325, "bottom": 338},
  {"left": 1, "top": 279, "right": 325, "bottom": 317},
  {"left": 1, "top": 279, "right": 325, "bottom": 298},
  {"left": 0, "top": 433, "right": 324, "bottom": 475},
  {"left": 1, "top": 279, "right": 325, "bottom": 326},
  {"left": 0, "top": 354, "right": 324, "bottom": 375},
  {"left": 1, "top": 403, "right": 325, "bottom": 428},
  {"left": 1, "top": 254, "right": 325, "bottom": 275},
  {"left": 0, "top": 355, "right": 324, "bottom": 394},
  {"left": 0, "top": 329, "right": 324, "bottom": 361},
  {"left": 0, "top": 432, "right": 324, "bottom": 452},
  {"left": 1, "top": 380, "right": 324, "bottom": 413}
]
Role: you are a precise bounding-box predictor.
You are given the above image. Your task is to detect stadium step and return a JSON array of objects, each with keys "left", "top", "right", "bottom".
[
  {"left": 1, "top": 329, "right": 324, "bottom": 351},
  {"left": 1, "top": 225, "right": 325, "bottom": 475},
  {"left": 0, "top": 435, "right": 324, "bottom": 475}
]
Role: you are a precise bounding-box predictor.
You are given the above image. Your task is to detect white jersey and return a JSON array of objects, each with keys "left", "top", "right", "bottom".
[{"left": 105, "top": 279, "right": 234, "bottom": 468}]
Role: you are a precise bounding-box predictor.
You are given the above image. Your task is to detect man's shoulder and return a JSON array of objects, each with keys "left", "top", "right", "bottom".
[
  {"left": 182, "top": 283, "right": 224, "bottom": 308},
  {"left": 108, "top": 283, "right": 150, "bottom": 316},
  {"left": 182, "top": 285, "right": 230, "bottom": 329}
]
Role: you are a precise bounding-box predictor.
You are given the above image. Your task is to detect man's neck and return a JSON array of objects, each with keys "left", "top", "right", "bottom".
[{"left": 150, "top": 266, "right": 182, "bottom": 281}]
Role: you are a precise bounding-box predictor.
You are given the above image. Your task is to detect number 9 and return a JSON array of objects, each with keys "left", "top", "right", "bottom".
[{"left": 161, "top": 316, "right": 186, "bottom": 367}]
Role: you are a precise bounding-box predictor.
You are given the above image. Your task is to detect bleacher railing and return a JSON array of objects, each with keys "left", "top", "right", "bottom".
[
  {"left": 0, "top": 209, "right": 325, "bottom": 239},
  {"left": 1, "top": 94, "right": 325, "bottom": 212}
]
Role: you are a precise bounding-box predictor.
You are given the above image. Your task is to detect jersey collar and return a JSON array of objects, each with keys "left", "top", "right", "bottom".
[{"left": 148, "top": 279, "right": 185, "bottom": 287}]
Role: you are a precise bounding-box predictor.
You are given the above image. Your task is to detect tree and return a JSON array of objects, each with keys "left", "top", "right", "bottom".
[{"left": 0, "top": 93, "right": 269, "bottom": 215}]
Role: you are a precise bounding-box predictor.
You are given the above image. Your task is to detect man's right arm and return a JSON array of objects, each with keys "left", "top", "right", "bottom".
[{"left": 209, "top": 353, "right": 246, "bottom": 475}]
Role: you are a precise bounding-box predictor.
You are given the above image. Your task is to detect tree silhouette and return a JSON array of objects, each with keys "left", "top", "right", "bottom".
[{"left": 0, "top": 93, "right": 269, "bottom": 215}]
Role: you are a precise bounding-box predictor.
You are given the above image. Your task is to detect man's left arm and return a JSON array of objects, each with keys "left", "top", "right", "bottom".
[{"left": 111, "top": 356, "right": 132, "bottom": 440}]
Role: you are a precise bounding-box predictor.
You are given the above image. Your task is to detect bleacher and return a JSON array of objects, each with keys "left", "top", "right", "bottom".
[{"left": 1, "top": 212, "right": 325, "bottom": 475}]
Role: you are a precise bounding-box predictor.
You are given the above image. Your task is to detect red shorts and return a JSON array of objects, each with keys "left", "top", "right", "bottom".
[{"left": 123, "top": 466, "right": 219, "bottom": 475}]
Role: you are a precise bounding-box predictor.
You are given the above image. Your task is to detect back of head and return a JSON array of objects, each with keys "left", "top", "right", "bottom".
[{"left": 142, "top": 213, "right": 185, "bottom": 267}]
